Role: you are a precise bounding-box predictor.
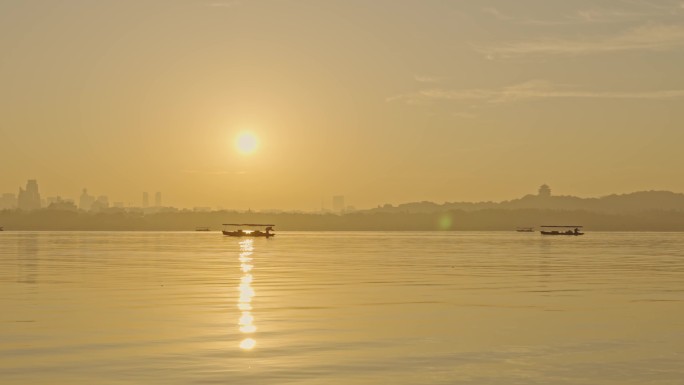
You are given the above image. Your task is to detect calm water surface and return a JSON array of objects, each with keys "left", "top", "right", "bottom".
[{"left": 1, "top": 231, "right": 683, "bottom": 384}]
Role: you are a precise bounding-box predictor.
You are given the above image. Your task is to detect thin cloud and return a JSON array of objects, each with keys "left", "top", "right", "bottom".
[
  {"left": 483, "top": 2, "right": 684, "bottom": 26},
  {"left": 622, "top": 0, "right": 684, "bottom": 13},
  {"left": 481, "top": 6, "right": 570, "bottom": 26},
  {"left": 482, "top": 7, "right": 514, "bottom": 21},
  {"left": 570, "top": 1, "right": 684, "bottom": 23},
  {"left": 477, "top": 24, "right": 684, "bottom": 58},
  {"left": 414, "top": 75, "right": 446, "bottom": 83},
  {"left": 573, "top": 8, "right": 648, "bottom": 23},
  {"left": 207, "top": 1, "right": 240, "bottom": 8},
  {"left": 388, "top": 80, "right": 684, "bottom": 105}
]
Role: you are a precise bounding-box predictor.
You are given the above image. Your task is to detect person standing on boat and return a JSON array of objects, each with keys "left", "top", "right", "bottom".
[{"left": 574, "top": 227, "right": 580, "bottom": 235}]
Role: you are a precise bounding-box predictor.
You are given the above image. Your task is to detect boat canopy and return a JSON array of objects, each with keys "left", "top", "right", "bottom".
[{"left": 541, "top": 225, "right": 583, "bottom": 228}]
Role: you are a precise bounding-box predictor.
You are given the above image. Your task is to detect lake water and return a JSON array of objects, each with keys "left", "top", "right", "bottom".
[{"left": 1, "top": 231, "right": 683, "bottom": 384}]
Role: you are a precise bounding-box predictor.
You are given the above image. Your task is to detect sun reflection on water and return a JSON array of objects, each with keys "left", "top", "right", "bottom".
[
  {"left": 238, "top": 239, "right": 256, "bottom": 350},
  {"left": 239, "top": 338, "right": 256, "bottom": 350}
]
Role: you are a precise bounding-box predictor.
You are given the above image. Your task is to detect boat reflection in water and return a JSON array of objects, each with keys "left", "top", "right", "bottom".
[{"left": 238, "top": 239, "right": 257, "bottom": 350}]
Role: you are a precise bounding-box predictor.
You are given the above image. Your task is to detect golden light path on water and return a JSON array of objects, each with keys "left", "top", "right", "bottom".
[{"left": 238, "top": 239, "right": 256, "bottom": 350}]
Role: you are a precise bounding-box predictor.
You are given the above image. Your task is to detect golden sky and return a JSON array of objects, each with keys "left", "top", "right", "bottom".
[{"left": 1, "top": 0, "right": 683, "bottom": 210}]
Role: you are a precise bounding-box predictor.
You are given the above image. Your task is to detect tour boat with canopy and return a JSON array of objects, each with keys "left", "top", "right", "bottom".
[
  {"left": 540, "top": 225, "right": 584, "bottom": 236},
  {"left": 222, "top": 224, "right": 275, "bottom": 237}
]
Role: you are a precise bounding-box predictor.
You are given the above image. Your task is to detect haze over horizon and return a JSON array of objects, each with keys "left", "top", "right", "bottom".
[{"left": 2, "top": 0, "right": 684, "bottom": 210}]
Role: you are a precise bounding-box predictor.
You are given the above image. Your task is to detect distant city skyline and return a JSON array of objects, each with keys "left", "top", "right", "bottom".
[
  {"left": 3, "top": 178, "right": 683, "bottom": 214},
  {"left": 2, "top": 178, "right": 346, "bottom": 212},
  {"left": 0, "top": 179, "right": 172, "bottom": 212}
]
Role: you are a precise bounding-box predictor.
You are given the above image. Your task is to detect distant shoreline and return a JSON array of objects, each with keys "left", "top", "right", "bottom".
[
  {"left": 2, "top": 230, "right": 684, "bottom": 233},
  {"left": 3, "top": 208, "right": 684, "bottom": 231}
]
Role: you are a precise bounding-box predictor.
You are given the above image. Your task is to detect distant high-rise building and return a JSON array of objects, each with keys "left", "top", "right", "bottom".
[
  {"left": 142, "top": 192, "right": 149, "bottom": 208},
  {"left": 332, "top": 195, "right": 345, "bottom": 213},
  {"left": 79, "top": 189, "right": 95, "bottom": 211},
  {"left": 47, "top": 197, "right": 77, "bottom": 211},
  {"left": 90, "top": 195, "right": 110, "bottom": 212},
  {"left": 155, "top": 192, "right": 161, "bottom": 207},
  {"left": 47, "top": 196, "right": 62, "bottom": 206},
  {"left": 18, "top": 180, "right": 41, "bottom": 211},
  {"left": 538, "top": 184, "right": 551, "bottom": 197},
  {"left": 0, "top": 193, "right": 17, "bottom": 210}
]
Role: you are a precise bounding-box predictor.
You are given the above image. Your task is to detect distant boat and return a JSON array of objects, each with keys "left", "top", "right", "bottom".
[
  {"left": 540, "top": 225, "right": 584, "bottom": 236},
  {"left": 516, "top": 227, "right": 534, "bottom": 232},
  {"left": 222, "top": 224, "right": 275, "bottom": 237},
  {"left": 195, "top": 227, "right": 211, "bottom": 231}
]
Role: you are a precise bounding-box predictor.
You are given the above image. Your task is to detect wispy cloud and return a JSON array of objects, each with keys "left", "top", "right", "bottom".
[
  {"left": 207, "top": 1, "right": 240, "bottom": 8},
  {"left": 483, "top": 2, "right": 684, "bottom": 26},
  {"left": 622, "top": 0, "right": 684, "bottom": 13},
  {"left": 388, "top": 80, "right": 684, "bottom": 105},
  {"left": 482, "top": 7, "right": 514, "bottom": 21},
  {"left": 481, "top": 7, "right": 579, "bottom": 26},
  {"left": 571, "top": 1, "right": 684, "bottom": 23},
  {"left": 414, "top": 75, "right": 445, "bottom": 83},
  {"left": 573, "top": 8, "right": 648, "bottom": 23},
  {"left": 477, "top": 24, "right": 684, "bottom": 58}
]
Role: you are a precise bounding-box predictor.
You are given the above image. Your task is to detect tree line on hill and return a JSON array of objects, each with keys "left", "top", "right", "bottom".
[{"left": 367, "top": 190, "right": 684, "bottom": 214}]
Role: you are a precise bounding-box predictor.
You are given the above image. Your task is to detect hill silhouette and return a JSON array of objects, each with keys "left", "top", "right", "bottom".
[{"left": 367, "top": 190, "right": 684, "bottom": 214}]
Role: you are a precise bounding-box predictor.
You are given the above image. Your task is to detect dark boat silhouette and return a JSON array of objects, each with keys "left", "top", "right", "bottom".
[
  {"left": 222, "top": 224, "right": 275, "bottom": 237},
  {"left": 540, "top": 225, "right": 584, "bottom": 236}
]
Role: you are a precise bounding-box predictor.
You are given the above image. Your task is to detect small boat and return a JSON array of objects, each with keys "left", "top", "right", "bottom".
[
  {"left": 222, "top": 224, "right": 275, "bottom": 237},
  {"left": 540, "top": 225, "right": 584, "bottom": 236},
  {"left": 195, "top": 226, "right": 211, "bottom": 231},
  {"left": 516, "top": 227, "right": 534, "bottom": 232}
]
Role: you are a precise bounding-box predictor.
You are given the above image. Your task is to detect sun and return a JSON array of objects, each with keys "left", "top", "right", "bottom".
[{"left": 236, "top": 132, "right": 258, "bottom": 155}]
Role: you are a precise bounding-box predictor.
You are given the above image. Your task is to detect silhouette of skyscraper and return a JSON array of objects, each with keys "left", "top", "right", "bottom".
[
  {"left": 143, "top": 192, "right": 149, "bottom": 208},
  {"left": 79, "top": 188, "right": 95, "bottom": 211},
  {"left": 91, "top": 196, "right": 109, "bottom": 212},
  {"left": 0, "top": 193, "right": 17, "bottom": 210},
  {"left": 18, "top": 180, "right": 41, "bottom": 211},
  {"left": 155, "top": 192, "right": 161, "bottom": 207},
  {"left": 332, "top": 195, "right": 345, "bottom": 213}
]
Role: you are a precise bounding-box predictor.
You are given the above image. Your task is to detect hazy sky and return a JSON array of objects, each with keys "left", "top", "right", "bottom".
[{"left": 2, "top": 0, "right": 683, "bottom": 210}]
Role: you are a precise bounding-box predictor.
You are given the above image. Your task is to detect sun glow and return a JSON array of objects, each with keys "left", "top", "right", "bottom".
[{"left": 236, "top": 132, "right": 258, "bottom": 154}]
